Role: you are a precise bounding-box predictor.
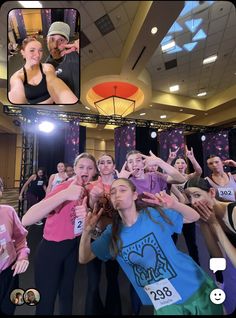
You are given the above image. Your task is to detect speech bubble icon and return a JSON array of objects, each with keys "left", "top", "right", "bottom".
[{"left": 209, "top": 258, "right": 226, "bottom": 273}]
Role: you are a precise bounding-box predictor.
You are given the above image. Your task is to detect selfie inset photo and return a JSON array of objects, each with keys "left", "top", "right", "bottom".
[{"left": 7, "top": 8, "right": 80, "bottom": 105}]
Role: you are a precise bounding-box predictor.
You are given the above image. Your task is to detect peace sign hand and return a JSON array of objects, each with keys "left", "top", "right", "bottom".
[
  {"left": 84, "top": 203, "right": 103, "bottom": 232},
  {"left": 115, "top": 161, "right": 135, "bottom": 178}
]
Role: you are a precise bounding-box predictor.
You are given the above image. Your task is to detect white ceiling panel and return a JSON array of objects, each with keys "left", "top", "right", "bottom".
[
  {"left": 208, "top": 15, "right": 228, "bottom": 35},
  {"left": 123, "top": 1, "right": 140, "bottom": 21},
  {"left": 109, "top": 4, "right": 129, "bottom": 28},
  {"left": 78, "top": 5, "right": 93, "bottom": 29},
  {"left": 83, "top": 1, "right": 106, "bottom": 21},
  {"left": 102, "top": 1, "right": 122, "bottom": 12},
  {"left": 116, "top": 21, "right": 131, "bottom": 42},
  {"left": 83, "top": 23, "right": 102, "bottom": 42}
]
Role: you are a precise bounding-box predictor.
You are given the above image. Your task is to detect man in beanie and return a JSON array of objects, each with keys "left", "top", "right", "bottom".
[{"left": 46, "top": 21, "right": 80, "bottom": 99}]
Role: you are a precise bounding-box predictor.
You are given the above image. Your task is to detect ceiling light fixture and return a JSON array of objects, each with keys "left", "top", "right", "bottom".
[
  {"left": 197, "top": 92, "right": 207, "bottom": 96},
  {"left": 151, "top": 27, "right": 158, "bottom": 35},
  {"left": 18, "top": 1, "right": 42, "bottom": 8},
  {"left": 85, "top": 106, "right": 91, "bottom": 110},
  {"left": 160, "top": 115, "right": 167, "bottom": 119},
  {"left": 161, "top": 40, "right": 176, "bottom": 52},
  {"left": 139, "top": 113, "right": 146, "bottom": 116},
  {"left": 94, "top": 86, "right": 135, "bottom": 117},
  {"left": 203, "top": 54, "right": 217, "bottom": 65},
  {"left": 169, "top": 85, "right": 179, "bottom": 92}
]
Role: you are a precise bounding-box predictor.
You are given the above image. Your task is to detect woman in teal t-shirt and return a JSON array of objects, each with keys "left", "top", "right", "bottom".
[{"left": 78, "top": 178, "right": 223, "bottom": 315}]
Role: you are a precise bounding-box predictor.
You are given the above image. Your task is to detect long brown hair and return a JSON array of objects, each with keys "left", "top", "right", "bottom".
[{"left": 110, "top": 178, "right": 173, "bottom": 258}]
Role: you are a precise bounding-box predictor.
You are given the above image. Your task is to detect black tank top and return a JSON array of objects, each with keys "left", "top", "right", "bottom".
[
  {"left": 27, "top": 176, "right": 46, "bottom": 200},
  {"left": 23, "top": 63, "right": 51, "bottom": 104}
]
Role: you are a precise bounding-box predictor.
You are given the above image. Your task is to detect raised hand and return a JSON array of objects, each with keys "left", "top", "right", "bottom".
[
  {"left": 89, "top": 185, "right": 104, "bottom": 201},
  {"left": 84, "top": 203, "right": 103, "bottom": 232},
  {"left": 168, "top": 147, "right": 180, "bottom": 160},
  {"left": 142, "top": 190, "right": 175, "bottom": 209},
  {"left": 115, "top": 161, "right": 135, "bottom": 178},
  {"left": 75, "top": 196, "right": 88, "bottom": 219},
  {"left": 185, "top": 145, "right": 194, "bottom": 159},
  {"left": 60, "top": 39, "right": 79, "bottom": 56},
  {"left": 192, "top": 200, "right": 215, "bottom": 222},
  {"left": 63, "top": 178, "right": 84, "bottom": 201},
  {"left": 223, "top": 159, "right": 236, "bottom": 167},
  {"left": 11, "top": 259, "right": 29, "bottom": 277},
  {"left": 142, "top": 150, "right": 160, "bottom": 168}
]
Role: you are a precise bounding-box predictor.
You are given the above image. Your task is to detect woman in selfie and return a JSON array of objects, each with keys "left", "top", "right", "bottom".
[{"left": 8, "top": 36, "right": 78, "bottom": 105}]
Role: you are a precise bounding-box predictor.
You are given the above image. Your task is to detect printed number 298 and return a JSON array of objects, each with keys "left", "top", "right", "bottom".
[{"left": 150, "top": 287, "right": 172, "bottom": 300}]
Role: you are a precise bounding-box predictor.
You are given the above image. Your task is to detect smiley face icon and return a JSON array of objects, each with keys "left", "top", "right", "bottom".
[{"left": 210, "top": 289, "right": 226, "bottom": 304}]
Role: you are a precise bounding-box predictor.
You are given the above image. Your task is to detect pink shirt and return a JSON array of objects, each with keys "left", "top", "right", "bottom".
[
  {"left": 0, "top": 205, "right": 30, "bottom": 273},
  {"left": 43, "top": 180, "right": 84, "bottom": 242}
]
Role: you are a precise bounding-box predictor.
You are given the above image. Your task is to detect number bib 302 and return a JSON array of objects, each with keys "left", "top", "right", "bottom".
[{"left": 144, "top": 278, "right": 182, "bottom": 310}]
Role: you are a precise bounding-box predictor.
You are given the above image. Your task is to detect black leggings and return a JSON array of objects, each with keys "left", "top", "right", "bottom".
[
  {"left": 0, "top": 263, "right": 19, "bottom": 315},
  {"left": 34, "top": 238, "right": 79, "bottom": 315},
  {"left": 85, "top": 257, "right": 122, "bottom": 315}
]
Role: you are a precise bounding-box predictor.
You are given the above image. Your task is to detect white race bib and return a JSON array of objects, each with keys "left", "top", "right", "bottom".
[
  {"left": 218, "top": 187, "right": 235, "bottom": 201},
  {"left": 74, "top": 217, "right": 84, "bottom": 236},
  {"left": 144, "top": 278, "right": 182, "bottom": 310},
  {"left": 37, "top": 180, "right": 43, "bottom": 186}
]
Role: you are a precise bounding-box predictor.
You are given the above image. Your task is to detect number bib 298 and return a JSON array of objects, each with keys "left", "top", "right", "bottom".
[{"left": 144, "top": 278, "right": 182, "bottom": 310}]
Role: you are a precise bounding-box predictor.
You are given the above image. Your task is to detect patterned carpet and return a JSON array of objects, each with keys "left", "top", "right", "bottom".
[{"left": 0, "top": 188, "right": 20, "bottom": 213}]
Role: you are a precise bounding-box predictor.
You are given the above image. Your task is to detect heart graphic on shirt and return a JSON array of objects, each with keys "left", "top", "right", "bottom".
[{"left": 128, "top": 244, "right": 158, "bottom": 271}]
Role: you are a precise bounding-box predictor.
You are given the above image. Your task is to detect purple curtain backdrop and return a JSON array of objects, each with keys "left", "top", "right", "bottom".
[
  {"left": 64, "top": 119, "right": 80, "bottom": 166},
  {"left": 202, "top": 131, "right": 230, "bottom": 176},
  {"left": 41, "top": 9, "right": 51, "bottom": 37},
  {"left": 64, "top": 9, "right": 77, "bottom": 36},
  {"left": 14, "top": 9, "right": 27, "bottom": 42},
  {"left": 114, "top": 125, "right": 136, "bottom": 170},
  {"left": 158, "top": 129, "right": 185, "bottom": 161}
]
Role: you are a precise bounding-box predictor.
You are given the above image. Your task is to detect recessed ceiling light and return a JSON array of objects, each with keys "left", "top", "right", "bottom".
[
  {"left": 162, "top": 40, "right": 176, "bottom": 52},
  {"left": 180, "top": 109, "right": 183, "bottom": 112},
  {"left": 151, "top": 27, "right": 158, "bottom": 35},
  {"left": 203, "top": 54, "right": 217, "bottom": 65},
  {"left": 169, "top": 85, "right": 179, "bottom": 92},
  {"left": 149, "top": 104, "right": 153, "bottom": 107},
  {"left": 18, "top": 1, "right": 42, "bottom": 8},
  {"left": 197, "top": 92, "right": 207, "bottom": 97},
  {"left": 160, "top": 115, "right": 167, "bottom": 119},
  {"left": 150, "top": 122, "right": 154, "bottom": 126},
  {"left": 140, "top": 113, "right": 146, "bottom": 116},
  {"left": 204, "top": 113, "right": 208, "bottom": 116},
  {"left": 85, "top": 106, "right": 91, "bottom": 110}
]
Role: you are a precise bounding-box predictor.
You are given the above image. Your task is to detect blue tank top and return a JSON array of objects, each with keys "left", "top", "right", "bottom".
[{"left": 23, "top": 63, "right": 51, "bottom": 104}]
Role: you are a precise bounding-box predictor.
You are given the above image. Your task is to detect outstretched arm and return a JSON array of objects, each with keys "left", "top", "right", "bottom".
[
  {"left": 79, "top": 204, "right": 103, "bottom": 264},
  {"left": 142, "top": 191, "right": 199, "bottom": 223},
  {"left": 143, "top": 151, "right": 186, "bottom": 184},
  {"left": 22, "top": 179, "right": 84, "bottom": 226},
  {"left": 8, "top": 73, "right": 27, "bottom": 104},
  {"left": 185, "top": 146, "right": 202, "bottom": 178},
  {"left": 19, "top": 174, "right": 35, "bottom": 201},
  {"left": 44, "top": 64, "right": 78, "bottom": 104}
]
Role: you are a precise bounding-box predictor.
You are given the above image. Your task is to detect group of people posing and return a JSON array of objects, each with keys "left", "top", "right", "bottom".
[{"left": 1, "top": 148, "right": 236, "bottom": 315}]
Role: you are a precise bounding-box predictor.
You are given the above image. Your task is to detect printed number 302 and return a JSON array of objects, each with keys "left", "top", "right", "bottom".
[{"left": 150, "top": 287, "right": 172, "bottom": 300}]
